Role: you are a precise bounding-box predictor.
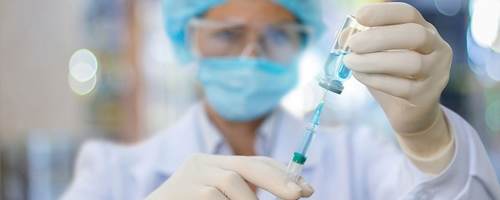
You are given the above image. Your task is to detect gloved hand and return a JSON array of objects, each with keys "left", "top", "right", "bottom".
[
  {"left": 344, "top": 3, "right": 454, "bottom": 173},
  {"left": 146, "top": 154, "right": 313, "bottom": 200}
]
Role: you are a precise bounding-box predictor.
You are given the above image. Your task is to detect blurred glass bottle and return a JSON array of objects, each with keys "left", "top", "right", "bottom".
[{"left": 318, "top": 15, "right": 369, "bottom": 94}]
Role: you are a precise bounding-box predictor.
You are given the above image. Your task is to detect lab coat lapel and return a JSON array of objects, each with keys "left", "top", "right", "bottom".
[{"left": 132, "top": 105, "right": 203, "bottom": 194}]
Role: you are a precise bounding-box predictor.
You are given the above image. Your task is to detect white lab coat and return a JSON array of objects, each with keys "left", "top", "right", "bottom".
[{"left": 62, "top": 103, "right": 500, "bottom": 200}]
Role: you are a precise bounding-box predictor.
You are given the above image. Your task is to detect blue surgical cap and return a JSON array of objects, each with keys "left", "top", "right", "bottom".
[{"left": 162, "top": 0, "right": 325, "bottom": 63}]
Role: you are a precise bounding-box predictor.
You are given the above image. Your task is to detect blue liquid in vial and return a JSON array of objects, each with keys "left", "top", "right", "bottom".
[
  {"left": 318, "top": 50, "right": 351, "bottom": 94},
  {"left": 325, "top": 50, "right": 351, "bottom": 81}
]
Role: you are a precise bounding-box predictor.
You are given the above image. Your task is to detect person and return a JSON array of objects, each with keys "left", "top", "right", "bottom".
[{"left": 62, "top": 0, "right": 500, "bottom": 199}]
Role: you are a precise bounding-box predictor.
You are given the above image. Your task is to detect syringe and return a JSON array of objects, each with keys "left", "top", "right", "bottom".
[
  {"left": 277, "top": 92, "right": 326, "bottom": 200},
  {"left": 277, "top": 15, "right": 368, "bottom": 200}
]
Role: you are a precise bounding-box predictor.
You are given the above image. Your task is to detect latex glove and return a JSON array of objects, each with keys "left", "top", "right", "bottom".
[
  {"left": 344, "top": 3, "right": 454, "bottom": 173},
  {"left": 146, "top": 154, "right": 313, "bottom": 200}
]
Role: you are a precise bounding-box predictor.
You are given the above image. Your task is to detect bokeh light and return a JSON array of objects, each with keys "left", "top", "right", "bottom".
[
  {"left": 298, "top": 50, "right": 323, "bottom": 87},
  {"left": 282, "top": 50, "right": 323, "bottom": 116},
  {"left": 68, "top": 49, "right": 99, "bottom": 95},
  {"left": 434, "top": 0, "right": 462, "bottom": 16},
  {"left": 68, "top": 72, "right": 97, "bottom": 96},
  {"left": 470, "top": 0, "right": 500, "bottom": 48},
  {"left": 486, "top": 55, "right": 500, "bottom": 81},
  {"left": 486, "top": 100, "right": 500, "bottom": 133}
]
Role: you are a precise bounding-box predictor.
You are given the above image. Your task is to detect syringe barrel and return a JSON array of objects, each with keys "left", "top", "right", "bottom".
[
  {"left": 286, "top": 160, "right": 304, "bottom": 183},
  {"left": 297, "top": 101, "right": 323, "bottom": 155},
  {"left": 297, "top": 128, "right": 315, "bottom": 155}
]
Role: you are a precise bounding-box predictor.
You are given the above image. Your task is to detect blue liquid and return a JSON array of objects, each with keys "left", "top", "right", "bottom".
[
  {"left": 318, "top": 50, "right": 351, "bottom": 94},
  {"left": 297, "top": 101, "right": 324, "bottom": 155},
  {"left": 325, "top": 50, "right": 351, "bottom": 81}
]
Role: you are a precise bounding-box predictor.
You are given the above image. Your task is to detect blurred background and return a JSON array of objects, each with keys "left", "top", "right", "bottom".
[{"left": 0, "top": 0, "right": 499, "bottom": 199}]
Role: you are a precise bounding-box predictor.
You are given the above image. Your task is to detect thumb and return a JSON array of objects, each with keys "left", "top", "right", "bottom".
[{"left": 210, "top": 156, "right": 313, "bottom": 199}]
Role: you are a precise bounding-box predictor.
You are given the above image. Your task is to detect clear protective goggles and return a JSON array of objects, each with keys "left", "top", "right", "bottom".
[{"left": 187, "top": 18, "right": 313, "bottom": 65}]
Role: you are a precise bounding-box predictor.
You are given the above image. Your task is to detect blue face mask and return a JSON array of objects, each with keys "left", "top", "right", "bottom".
[{"left": 198, "top": 58, "right": 298, "bottom": 122}]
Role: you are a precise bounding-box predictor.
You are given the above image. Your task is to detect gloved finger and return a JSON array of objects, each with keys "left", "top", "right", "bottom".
[
  {"left": 296, "top": 176, "right": 314, "bottom": 197},
  {"left": 352, "top": 72, "right": 419, "bottom": 100},
  {"left": 355, "top": 2, "right": 427, "bottom": 27},
  {"left": 348, "top": 23, "right": 437, "bottom": 54},
  {"left": 207, "top": 168, "right": 258, "bottom": 200},
  {"left": 344, "top": 51, "right": 429, "bottom": 79},
  {"left": 209, "top": 156, "right": 309, "bottom": 199},
  {"left": 199, "top": 186, "right": 230, "bottom": 200},
  {"left": 250, "top": 158, "right": 313, "bottom": 197}
]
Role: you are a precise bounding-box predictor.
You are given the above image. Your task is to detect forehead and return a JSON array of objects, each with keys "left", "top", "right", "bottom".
[{"left": 203, "top": 0, "right": 297, "bottom": 24}]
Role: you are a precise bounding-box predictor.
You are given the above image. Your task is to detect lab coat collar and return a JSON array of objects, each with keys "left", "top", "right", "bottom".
[
  {"left": 150, "top": 103, "right": 322, "bottom": 178},
  {"left": 197, "top": 103, "right": 280, "bottom": 155}
]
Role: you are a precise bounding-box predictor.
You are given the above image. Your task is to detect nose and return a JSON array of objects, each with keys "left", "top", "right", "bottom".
[
  {"left": 240, "top": 32, "right": 265, "bottom": 58},
  {"left": 241, "top": 43, "right": 259, "bottom": 58}
]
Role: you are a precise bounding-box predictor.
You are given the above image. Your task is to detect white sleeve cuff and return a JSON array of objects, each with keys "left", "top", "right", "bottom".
[{"left": 402, "top": 106, "right": 500, "bottom": 199}]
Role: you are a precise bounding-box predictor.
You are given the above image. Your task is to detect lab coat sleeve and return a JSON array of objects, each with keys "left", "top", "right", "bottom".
[
  {"left": 407, "top": 107, "right": 500, "bottom": 199},
  {"left": 362, "top": 106, "right": 500, "bottom": 199},
  {"left": 60, "top": 141, "right": 113, "bottom": 200}
]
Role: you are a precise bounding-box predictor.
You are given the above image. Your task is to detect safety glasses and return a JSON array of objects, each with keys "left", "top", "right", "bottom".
[{"left": 187, "top": 18, "right": 312, "bottom": 64}]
